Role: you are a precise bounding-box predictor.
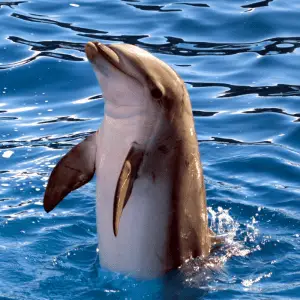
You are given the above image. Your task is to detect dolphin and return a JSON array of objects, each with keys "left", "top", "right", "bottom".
[{"left": 43, "top": 42, "right": 217, "bottom": 278}]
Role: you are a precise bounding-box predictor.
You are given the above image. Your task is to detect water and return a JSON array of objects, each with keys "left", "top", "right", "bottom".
[{"left": 1, "top": 0, "right": 300, "bottom": 299}]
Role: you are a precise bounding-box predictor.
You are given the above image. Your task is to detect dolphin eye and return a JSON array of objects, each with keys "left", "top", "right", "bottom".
[{"left": 151, "top": 88, "right": 163, "bottom": 99}]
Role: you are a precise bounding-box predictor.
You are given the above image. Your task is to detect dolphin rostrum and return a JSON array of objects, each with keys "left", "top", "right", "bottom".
[{"left": 43, "top": 42, "right": 217, "bottom": 278}]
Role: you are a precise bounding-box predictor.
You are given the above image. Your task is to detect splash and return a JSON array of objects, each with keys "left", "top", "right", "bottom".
[
  {"left": 242, "top": 272, "right": 272, "bottom": 288},
  {"left": 206, "top": 206, "right": 261, "bottom": 267}
]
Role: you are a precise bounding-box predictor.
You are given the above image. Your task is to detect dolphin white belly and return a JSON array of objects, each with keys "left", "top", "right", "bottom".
[{"left": 96, "top": 116, "right": 171, "bottom": 278}]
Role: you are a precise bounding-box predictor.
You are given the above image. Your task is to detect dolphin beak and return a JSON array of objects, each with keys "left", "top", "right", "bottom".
[
  {"left": 85, "top": 41, "right": 98, "bottom": 62},
  {"left": 85, "top": 42, "right": 120, "bottom": 69}
]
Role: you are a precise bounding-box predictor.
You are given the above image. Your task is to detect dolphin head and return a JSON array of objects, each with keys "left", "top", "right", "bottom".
[{"left": 85, "top": 42, "right": 189, "bottom": 120}]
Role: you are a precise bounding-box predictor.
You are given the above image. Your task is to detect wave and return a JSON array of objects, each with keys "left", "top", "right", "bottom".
[
  {"left": 7, "top": 12, "right": 300, "bottom": 58},
  {"left": 241, "top": 0, "right": 273, "bottom": 9},
  {"left": 0, "top": 1, "right": 26, "bottom": 8},
  {"left": 187, "top": 81, "right": 300, "bottom": 98}
]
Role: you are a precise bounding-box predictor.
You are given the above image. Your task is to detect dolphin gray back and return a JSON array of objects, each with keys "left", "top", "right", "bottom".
[{"left": 161, "top": 87, "right": 211, "bottom": 271}]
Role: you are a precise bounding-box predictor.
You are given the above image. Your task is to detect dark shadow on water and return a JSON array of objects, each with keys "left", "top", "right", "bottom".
[
  {"left": 11, "top": 12, "right": 107, "bottom": 35},
  {"left": 0, "top": 131, "right": 95, "bottom": 150},
  {"left": 242, "top": 0, "right": 273, "bottom": 9},
  {"left": 0, "top": 50, "right": 84, "bottom": 70},
  {"left": 37, "top": 116, "right": 90, "bottom": 125},
  {"left": 9, "top": 12, "right": 300, "bottom": 57},
  {"left": 128, "top": 3, "right": 181, "bottom": 12},
  {"left": 187, "top": 81, "right": 300, "bottom": 98},
  {"left": 0, "top": 116, "right": 19, "bottom": 121},
  {"left": 178, "top": 3, "right": 209, "bottom": 8},
  {"left": 243, "top": 107, "right": 300, "bottom": 122},
  {"left": 77, "top": 34, "right": 300, "bottom": 57},
  {"left": 0, "top": 1, "right": 26, "bottom": 8},
  {"left": 160, "top": 36, "right": 299, "bottom": 57},
  {"left": 199, "top": 137, "right": 272, "bottom": 146},
  {"left": 9, "top": 36, "right": 85, "bottom": 52},
  {"left": 124, "top": 1, "right": 210, "bottom": 11},
  {"left": 193, "top": 111, "right": 218, "bottom": 117}
]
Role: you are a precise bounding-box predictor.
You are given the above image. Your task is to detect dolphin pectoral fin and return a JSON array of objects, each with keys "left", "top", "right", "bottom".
[
  {"left": 43, "top": 133, "right": 97, "bottom": 213},
  {"left": 113, "top": 143, "right": 144, "bottom": 237}
]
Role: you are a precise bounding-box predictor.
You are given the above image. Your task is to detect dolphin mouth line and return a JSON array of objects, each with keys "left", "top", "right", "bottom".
[
  {"left": 85, "top": 41, "right": 144, "bottom": 86},
  {"left": 95, "top": 43, "right": 122, "bottom": 71},
  {"left": 86, "top": 41, "right": 125, "bottom": 74}
]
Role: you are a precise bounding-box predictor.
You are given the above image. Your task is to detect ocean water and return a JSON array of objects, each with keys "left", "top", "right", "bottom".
[{"left": 1, "top": 0, "right": 300, "bottom": 299}]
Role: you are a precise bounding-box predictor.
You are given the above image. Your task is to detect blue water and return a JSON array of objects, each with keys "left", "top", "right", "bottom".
[{"left": 1, "top": 0, "right": 300, "bottom": 299}]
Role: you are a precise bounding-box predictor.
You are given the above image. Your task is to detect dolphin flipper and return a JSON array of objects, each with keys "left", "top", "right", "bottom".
[
  {"left": 43, "top": 133, "right": 97, "bottom": 213},
  {"left": 113, "top": 143, "right": 144, "bottom": 236}
]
